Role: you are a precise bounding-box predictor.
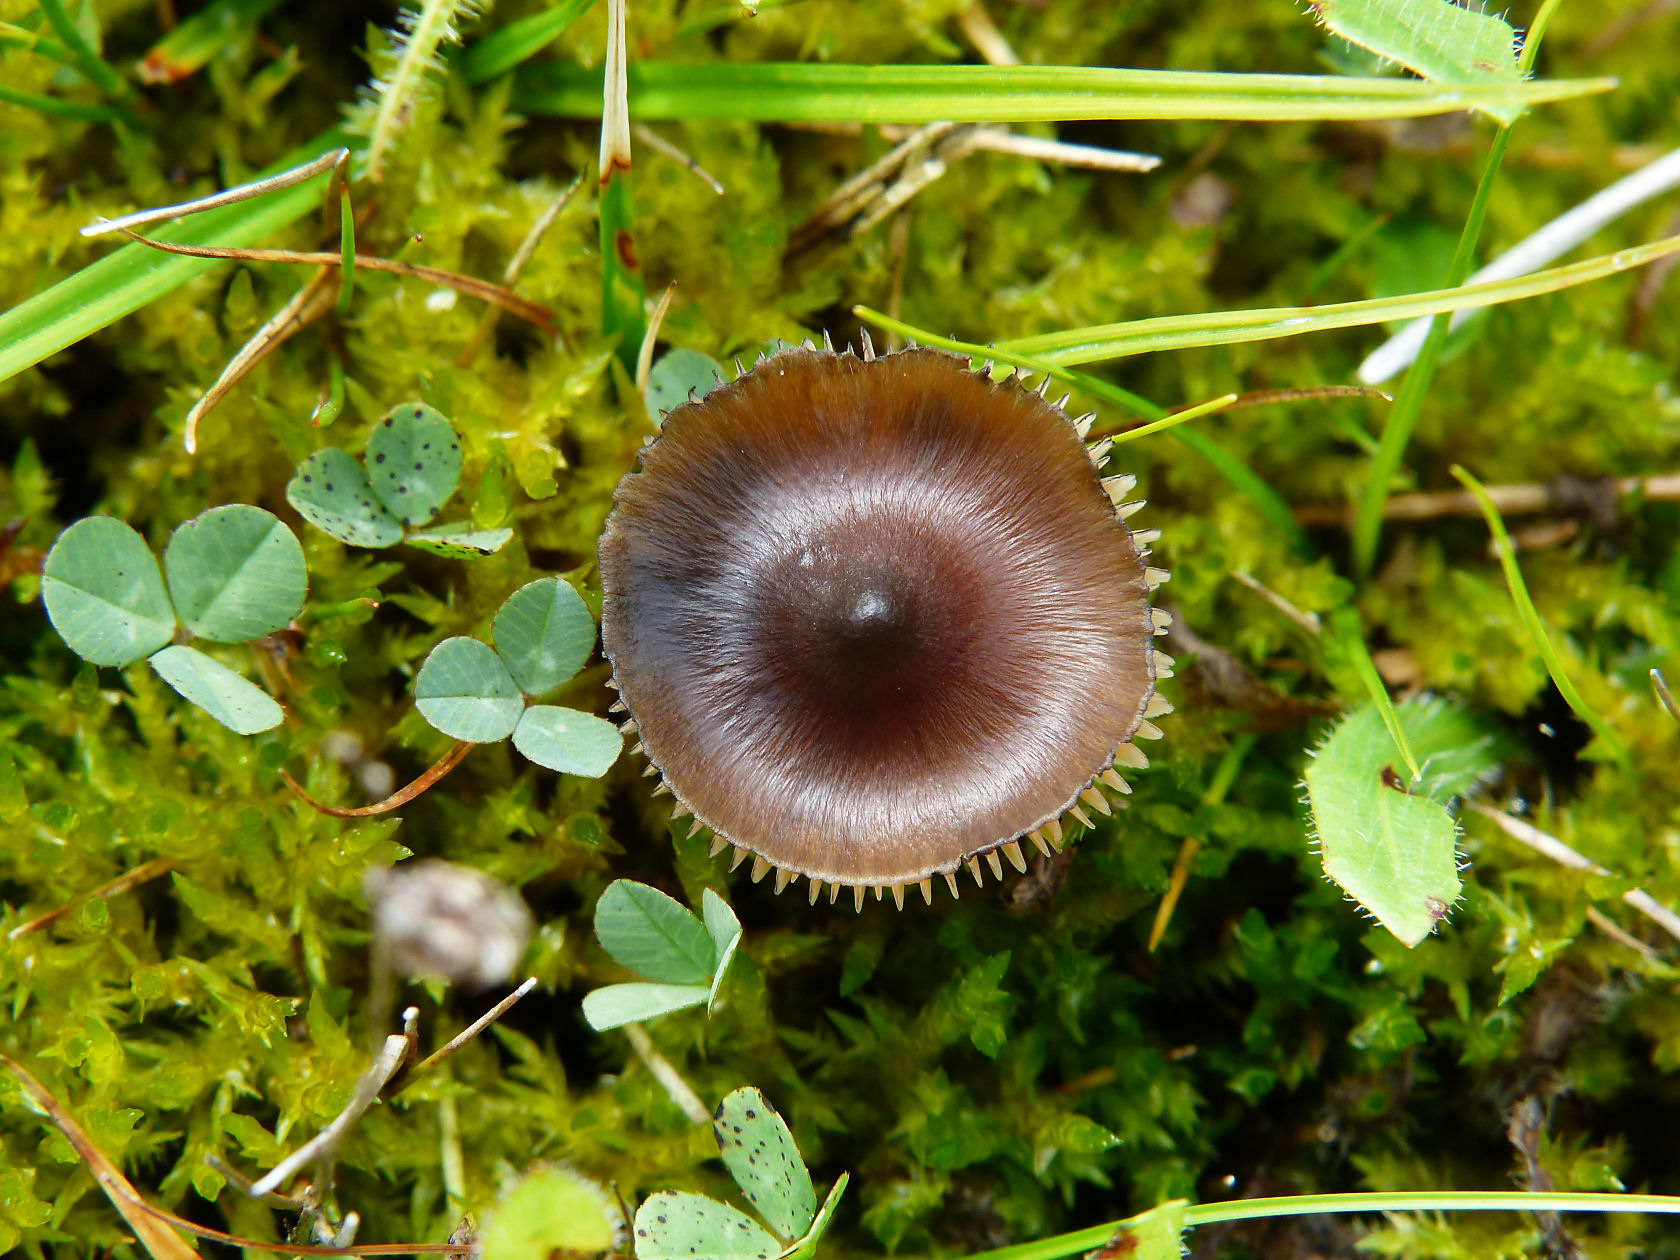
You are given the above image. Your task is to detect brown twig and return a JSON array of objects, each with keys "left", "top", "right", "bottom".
[
  {"left": 1294, "top": 472, "right": 1680, "bottom": 528},
  {"left": 8, "top": 857, "right": 177, "bottom": 940},
  {"left": 1220, "top": 384, "right": 1392, "bottom": 411},
  {"left": 282, "top": 741, "right": 473, "bottom": 817},
  {"left": 456, "top": 175, "right": 583, "bottom": 367},
  {"left": 185, "top": 265, "right": 338, "bottom": 452},
  {"left": 117, "top": 230, "right": 556, "bottom": 333}
]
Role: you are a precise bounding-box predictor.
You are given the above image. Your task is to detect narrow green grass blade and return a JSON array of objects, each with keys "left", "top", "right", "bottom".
[
  {"left": 1450, "top": 465, "right": 1631, "bottom": 769},
  {"left": 35, "top": 0, "right": 132, "bottom": 100},
  {"left": 1351, "top": 128, "right": 1510, "bottom": 578},
  {"left": 0, "top": 23, "right": 75, "bottom": 66},
  {"left": 1329, "top": 606, "right": 1419, "bottom": 781},
  {"left": 600, "top": 170, "right": 645, "bottom": 372},
  {"left": 853, "top": 309, "right": 1308, "bottom": 551},
  {"left": 998, "top": 233, "right": 1680, "bottom": 366},
  {"left": 513, "top": 62, "right": 1613, "bottom": 125},
  {"left": 0, "top": 84, "right": 127, "bottom": 123},
  {"left": 0, "top": 130, "right": 350, "bottom": 386},
  {"left": 460, "top": 0, "right": 596, "bottom": 84}
]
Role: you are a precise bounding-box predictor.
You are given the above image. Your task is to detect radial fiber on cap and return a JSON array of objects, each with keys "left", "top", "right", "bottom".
[{"left": 599, "top": 347, "right": 1155, "bottom": 888}]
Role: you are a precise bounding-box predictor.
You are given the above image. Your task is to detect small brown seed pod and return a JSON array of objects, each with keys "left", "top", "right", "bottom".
[{"left": 599, "top": 338, "right": 1171, "bottom": 908}]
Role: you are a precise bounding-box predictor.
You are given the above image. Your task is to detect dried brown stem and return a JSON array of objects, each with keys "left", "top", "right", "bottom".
[
  {"left": 282, "top": 741, "right": 473, "bottom": 817},
  {"left": 185, "top": 265, "right": 337, "bottom": 452},
  {"left": 1294, "top": 472, "right": 1680, "bottom": 528},
  {"left": 1221, "top": 384, "right": 1392, "bottom": 411},
  {"left": 456, "top": 176, "right": 581, "bottom": 367},
  {"left": 117, "top": 230, "right": 557, "bottom": 333},
  {"left": 8, "top": 856, "right": 177, "bottom": 940}
]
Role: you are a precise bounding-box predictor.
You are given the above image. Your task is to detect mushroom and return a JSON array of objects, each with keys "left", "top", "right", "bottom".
[{"left": 599, "top": 336, "right": 1173, "bottom": 910}]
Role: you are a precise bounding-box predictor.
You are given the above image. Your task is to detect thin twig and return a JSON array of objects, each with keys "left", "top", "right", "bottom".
[
  {"left": 184, "top": 265, "right": 338, "bottom": 453},
  {"left": 1652, "top": 669, "right": 1680, "bottom": 726},
  {"left": 456, "top": 175, "right": 583, "bottom": 367},
  {"left": 1294, "top": 471, "right": 1680, "bottom": 528},
  {"left": 394, "top": 977, "right": 538, "bottom": 1096},
  {"left": 1584, "top": 906, "right": 1662, "bottom": 959},
  {"left": 281, "top": 741, "right": 473, "bottom": 818},
  {"left": 955, "top": 2, "right": 1019, "bottom": 65},
  {"left": 1147, "top": 837, "right": 1200, "bottom": 952},
  {"left": 252, "top": 1009, "right": 419, "bottom": 1198},
  {"left": 117, "top": 231, "right": 557, "bottom": 332},
  {"left": 1222, "top": 384, "right": 1392, "bottom": 411},
  {"left": 82, "top": 150, "right": 350, "bottom": 237},
  {"left": 1468, "top": 802, "right": 1680, "bottom": 948},
  {"left": 631, "top": 123, "right": 724, "bottom": 194},
  {"left": 636, "top": 283, "right": 677, "bottom": 394},
  {"left": 8, "top": 857, "right": 177, "bottom": 940},
  {"left": 1230, "top": 571, "right": 1322, "bottom": 637},
  {"left": 622, "top": 1023, "right": 710, "bottom": 1124}
]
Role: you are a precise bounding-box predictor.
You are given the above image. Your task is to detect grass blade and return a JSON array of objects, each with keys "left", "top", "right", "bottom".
[
  {"left": 35, "top": 0, "right": 133, "bottom": 100},
  {"left": 0, "top": 130, "right": 348, "bottom": 387},
  {"left": 460, "top": 0, "right": 596, "bottom": 84},
  {"left": 598, "top": 0, "right": 645, "bottom": 372},
  {"left": 1451, "top": 464, "right": 1631, "bottom": 769},
  {"left": 1350, "top": 128, "right": 1510, "bottom": 577},
  {"left": 0, "top": 84, "right": 127, "bottom": 123},
  {"left": 997, "top": 233, "right": 1680, "bottom": 365},
  {"left": 513, "top": 62, "right": 1613, "bottom": 125}
]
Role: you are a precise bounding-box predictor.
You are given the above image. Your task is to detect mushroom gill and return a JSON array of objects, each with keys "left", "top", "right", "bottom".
[{"left": 598, "top": 338, "right": 1173, "bottom": 908}]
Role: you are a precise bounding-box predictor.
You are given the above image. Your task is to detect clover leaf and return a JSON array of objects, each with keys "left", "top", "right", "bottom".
[
  {"left": 633, "top": 1086, "right": 847, "bottom": 1260},
  {"left": 40, "top": 508, "right": 306, "bottom": 735},
  {"left": 285, "top": 402, "right": 509, "bottom": 556},
  {"left": 411, "top": 577, "right": 622, "bottom": 776},
  {"left": 582, "top": 882, "right": 742, "bottom": 1032}
]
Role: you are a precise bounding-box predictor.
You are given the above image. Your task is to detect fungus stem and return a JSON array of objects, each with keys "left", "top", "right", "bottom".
[{"left": 1451, "top": 464, "right": 1631, "bottom": 768}]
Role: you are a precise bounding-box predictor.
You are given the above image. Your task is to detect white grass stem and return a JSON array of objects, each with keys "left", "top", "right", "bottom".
[{"left": 1359, "top": 145, "right": 1680, "bottom": 383}]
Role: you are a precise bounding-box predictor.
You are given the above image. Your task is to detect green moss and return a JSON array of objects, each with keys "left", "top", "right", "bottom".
[{"left": 4, "top": 0, "right": 1680, "bottom": 1257}]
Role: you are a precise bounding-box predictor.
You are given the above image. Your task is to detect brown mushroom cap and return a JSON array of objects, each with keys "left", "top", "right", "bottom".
[{"left": 599, "top": 345, "right": 1159, "bottom": 891}]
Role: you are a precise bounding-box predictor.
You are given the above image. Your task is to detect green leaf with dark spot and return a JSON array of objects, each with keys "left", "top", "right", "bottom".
[
  {"left": 512, "top": 705, "right": 621, "bottom": 776},
  {"left": 413, "top": 636, "right": 524, "bottom": 742},
  {"left": 287, "top": 448, "right": 404, "bottom": 548},
  {"left": 713, "top": 1086, "right": 815, "bottom": 1241},
  {"left": 162, "top": 505, "right": 307, "bottom": 642},
  {"left": 778, "top": 1174, "right": 849, "bottom": 1260},
  {"left": 147, "top": 644, "right": 284, "bottom": 734},
  {"left": 594, "top": 879, "right": 716, "bottom": 984},
  {"left": 493, "top": 577, "right": 596, "bottom": 695},
  {"left": 646, "top": 348, "right": 725, "bottom": 424},
  {"left": 41, "top": 517, "right": 176, "bottom": 667},
  {"left": 632, "top": 1192, "right": 781, "bottom": 1260},
  {"left": 365, "top": 401, "right": 462, "bottom": 527},
  {"left": 1305, "top": 699, "right": 1466, "bottom": 948},
  {"left": 403, "top": 524, "right": 514, "bottom": 557}
]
